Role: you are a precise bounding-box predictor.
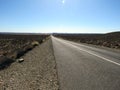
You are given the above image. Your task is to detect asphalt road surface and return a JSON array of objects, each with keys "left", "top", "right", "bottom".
[{"left": 52, "top": 36, "right": 120, "bottom": 90}]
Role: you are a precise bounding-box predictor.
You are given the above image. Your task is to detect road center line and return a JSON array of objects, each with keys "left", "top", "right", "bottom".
[{"left": 55, "top": 38, "right": 120, "bottom": 66}]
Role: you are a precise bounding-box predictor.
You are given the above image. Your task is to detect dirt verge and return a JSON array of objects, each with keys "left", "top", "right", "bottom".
[{"left": 0, "top": 39, "right": 59, "bottom": 90}]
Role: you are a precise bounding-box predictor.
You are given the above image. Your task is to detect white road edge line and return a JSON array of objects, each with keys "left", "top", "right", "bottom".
[{"left": 54, "top": 37, "right": 120, "bottom": 66}]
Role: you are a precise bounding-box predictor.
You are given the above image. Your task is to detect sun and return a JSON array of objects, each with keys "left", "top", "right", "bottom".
[{"left": 62, "top": 0, "right": 65, "bottom": 4}]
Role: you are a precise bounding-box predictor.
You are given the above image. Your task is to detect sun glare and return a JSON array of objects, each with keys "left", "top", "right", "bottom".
[{"left": 62, "top": 0, "right": 65, "bottom": 4}]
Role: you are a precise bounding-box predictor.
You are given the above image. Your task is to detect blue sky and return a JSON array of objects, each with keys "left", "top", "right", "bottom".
[{"left": 0, "top": 0, "right": 120, "bottom": 33}]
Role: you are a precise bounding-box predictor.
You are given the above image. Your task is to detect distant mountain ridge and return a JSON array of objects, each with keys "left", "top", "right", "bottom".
[{"left": 0, "top": 32, "right": 49, "bottom": 35}]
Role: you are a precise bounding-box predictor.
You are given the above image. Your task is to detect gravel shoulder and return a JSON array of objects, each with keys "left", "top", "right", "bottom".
[{"left": 0, "top": 39, "right": 59, "bottom": 90}]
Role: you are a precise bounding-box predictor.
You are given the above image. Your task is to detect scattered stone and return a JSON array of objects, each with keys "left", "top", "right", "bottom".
[
  {"left": 0, "top": 79, "right": 3, "bottom": 85},
  {"left": 17, "top": 58, "right": 24, "bottom": 63}
]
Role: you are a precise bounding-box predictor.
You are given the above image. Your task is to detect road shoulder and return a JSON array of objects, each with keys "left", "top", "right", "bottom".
[{"left": 0, "top": 39, "right": 59, "bottom": 90}]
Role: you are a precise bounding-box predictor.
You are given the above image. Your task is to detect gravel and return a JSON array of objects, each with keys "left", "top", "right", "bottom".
[{"left": 0, "top": 39, "right": 59, "bottom": 90}]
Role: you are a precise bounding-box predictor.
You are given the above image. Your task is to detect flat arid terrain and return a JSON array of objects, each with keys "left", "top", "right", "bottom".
[
  {"left": 0, "top": 32, "right": 120, "bottom": 90},
  {"left": 54, "top": 32, "right": 120, "bottom": 49},
  {"left": 0, "top": 34, "right": 59, "bottom": 90}
]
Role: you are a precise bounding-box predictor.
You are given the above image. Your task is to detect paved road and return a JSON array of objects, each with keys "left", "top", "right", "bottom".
[{"left": 52, "top": 36, "right": 120, "bottom": 90}]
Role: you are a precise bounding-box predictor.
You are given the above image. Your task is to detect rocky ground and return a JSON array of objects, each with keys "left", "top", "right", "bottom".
[
  {"left": 0, "top": 39, "right": 59, "bottom": 90},
  {"left": 0, "top": 34, "right": 48, "bottom": 60},
  {"left": 54, "top": 32, "right": 120, "bottom": 49}
]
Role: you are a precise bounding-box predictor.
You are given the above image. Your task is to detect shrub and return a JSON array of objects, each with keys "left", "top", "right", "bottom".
[{"left": 0, "top": 56, "right": 14, "bottom": 69}]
